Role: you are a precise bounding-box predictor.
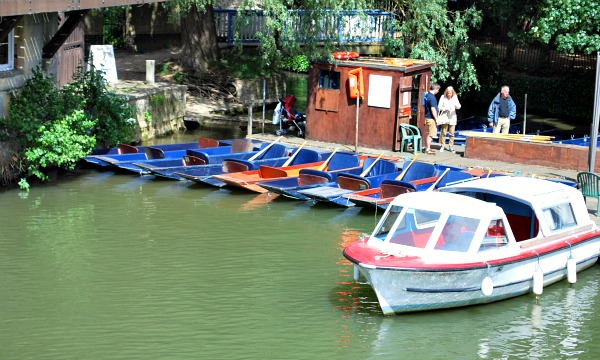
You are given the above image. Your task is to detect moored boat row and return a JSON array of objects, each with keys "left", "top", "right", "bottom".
[{"left": 82, "top": 137, "right": 596, "bottom": 316}]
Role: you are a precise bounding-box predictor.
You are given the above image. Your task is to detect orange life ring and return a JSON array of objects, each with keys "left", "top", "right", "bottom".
[{"left": 332, "top": 51, "right": 359, "bottom": 60}]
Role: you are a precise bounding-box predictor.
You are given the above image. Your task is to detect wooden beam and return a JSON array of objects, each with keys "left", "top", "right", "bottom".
[
  {"left": 1, "top": 1, "right": 169, "bottom": 17},
  {"left": 42, "top": 10, "right": 88, "bottom": 59},
  {"left": 0, "top": 16, "right": 22, "bottom": 43}
]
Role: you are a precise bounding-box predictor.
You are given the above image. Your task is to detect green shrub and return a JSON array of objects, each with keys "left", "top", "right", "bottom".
[
  {"left": 281, "top": 55, "right": 310, "bottom": 73},
  {"left": 23, "top": 110, "right": 96, "bottom": 181},
  {"left": 0, "top": 62, "right": 137, "bottom": 185},
  {"left": 63, "top": 62, "right": 138, "bottom": 148}
]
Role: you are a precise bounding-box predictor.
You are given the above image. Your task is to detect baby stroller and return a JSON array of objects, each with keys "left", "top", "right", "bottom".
[{"left": 273, "top": 95, "right": 306, "bottom": 137}]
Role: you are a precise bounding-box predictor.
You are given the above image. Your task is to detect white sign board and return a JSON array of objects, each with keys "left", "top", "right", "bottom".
[
  {"left": 367, "top": 74, "right": 392, "bottom": 108},
  {"left": 88, "top": 45, "right": 118, "bottom": 83}
]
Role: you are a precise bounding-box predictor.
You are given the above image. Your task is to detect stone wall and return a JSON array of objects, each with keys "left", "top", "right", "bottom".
[
  {"left": 109, "top": 81, "right": 187, "bottom": 142},
  {"left": 464, "top": 137, "right": 600, "bottom": 172}
]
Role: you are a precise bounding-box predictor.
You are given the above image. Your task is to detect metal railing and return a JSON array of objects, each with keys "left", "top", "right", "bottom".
[{"left": 214, "top": 10, "right": 394, "bottom": 46}]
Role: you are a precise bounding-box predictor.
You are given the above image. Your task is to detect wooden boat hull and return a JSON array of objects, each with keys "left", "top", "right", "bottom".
[
  {"left": 213, "top": 161, "right": 325, "bottom": 193},
  {"left": 345, "top": 232, "right": 600, "bottom": 314},
  {"left": 299, "top": 171, "right": 404, "bottom": 207}
]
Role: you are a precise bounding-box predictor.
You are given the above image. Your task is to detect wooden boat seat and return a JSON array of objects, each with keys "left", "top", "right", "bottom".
[
  {"left": 380, "top": 181, "right": 416, "bottom": 198},
  {"left": 182, "top": 155, "right": 206, "bottom": 166},
  {"left": 222, "top": 160, "right": 251, "bottom": 173},
  {"left": 145, "top": 146, "right": 166, "bottom": 159},
  {"left": 231, "top": 139, "right": 255, "bottom": 153},
  {"left": 198, "top": 137, "right": 220, "bottom": 148},
  {"left": 259, "top": 165, "right": 288, "bottom": 179},
  {"left": 298, "top": 173, "right": 331, "bottom": 186},
  {"left": 117, "top": 143, "right": 138, "bottom": 154}
]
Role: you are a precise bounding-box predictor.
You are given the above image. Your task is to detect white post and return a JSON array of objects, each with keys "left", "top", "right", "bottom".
[
  {"left": 262, "top": 79, "right": 266, "bottom": 134},
  {"left": 355, "top": 95, "right": 360, "bottom": 153},
  {"left": 248, "top": 102, "right": 253, "bottom": 136},
  {"left": 589, "top": 51, "right": 600, "bottom": 173},
  {"left": 145, "top": 60, "right": 155, "bottom": 84},
  {"left": 522, "top": 94, "right": 527, "bottom": 134}
]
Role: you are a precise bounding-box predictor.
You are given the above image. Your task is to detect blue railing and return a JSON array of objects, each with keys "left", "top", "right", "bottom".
[{"left": 214, "top": 10, "right": 393, "bottom": 46}]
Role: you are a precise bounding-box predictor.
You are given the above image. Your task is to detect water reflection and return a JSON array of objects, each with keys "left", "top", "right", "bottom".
[{"left": 2, "top": 121, "right": 600, "bottom": 359}]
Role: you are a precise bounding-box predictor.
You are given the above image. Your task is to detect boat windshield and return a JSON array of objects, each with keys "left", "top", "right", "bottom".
[
  {"left": 433, "top": 215, "right": 480, "bottom": 252},
  {"left": 373, "top": 205, "right": 403, "bottom": 241},
  {"left": 375, "top": 206, "right": 442, "bottom": 248},
  {"left": 542, "top": 202, "right": 577, "bottom": 232}
]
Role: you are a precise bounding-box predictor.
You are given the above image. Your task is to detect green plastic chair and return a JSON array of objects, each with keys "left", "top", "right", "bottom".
[
  {"left": 577, "top": 172, "right": 600, "bottom": 215},
  {"left": 399, "top": 124, "right": 422, "bottom": 155}
]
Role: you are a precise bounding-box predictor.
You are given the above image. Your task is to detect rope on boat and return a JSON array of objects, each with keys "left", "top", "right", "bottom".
[{"left": 375, "top": 249, "right": 406, "bottom": 259}]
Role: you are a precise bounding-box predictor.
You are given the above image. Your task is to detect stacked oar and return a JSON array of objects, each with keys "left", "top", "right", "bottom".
[{"left": 460, "top": 131, "right": 554, "bottom": 144}]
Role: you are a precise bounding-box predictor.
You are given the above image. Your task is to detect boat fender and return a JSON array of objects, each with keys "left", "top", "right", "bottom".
[
  {"left": 533, "top": 266, "right": 544, "bottom": 297},
  {"left": 481, "top": 276, "right": 493, "bottom": 296},
  {"left": 567, "top": 256, "right": 577, "bottom": 284},
  {"left": 354, "top": 265, "right": 360, "bottom": 282}
]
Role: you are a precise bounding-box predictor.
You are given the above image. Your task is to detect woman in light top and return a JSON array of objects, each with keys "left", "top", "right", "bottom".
[{"left": 437, "top": 86, "right": 461, "bottom": 153}]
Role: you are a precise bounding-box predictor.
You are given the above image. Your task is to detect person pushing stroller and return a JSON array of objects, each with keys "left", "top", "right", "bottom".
[{"left": 272, "top": 95, "right": 306, "bottom": 137}]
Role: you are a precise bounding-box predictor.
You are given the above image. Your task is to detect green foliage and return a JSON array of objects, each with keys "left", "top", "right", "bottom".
[
  {"left": 0, "top": 62, "right": 137, "bottom": 183},
  {"left": 18, "top": 178, "right": 30, "bottom": 191},
  {"left": 24, "top": 110, "right": 96, "bottom": 181},
  {"left": 531, "top": 0, "right": 600, "bottom": 54},
  {"left": 62, "top": 62, "right": 138, "bottom": 148},
  {"left": 383, "top": 0, "right": 482, "bottom": 93},
  {"left": 103, "top": 7, "right": 127, "bottom": 48},
  {"left": 281, "top": 55, "right": 310, "bottom": 73}
]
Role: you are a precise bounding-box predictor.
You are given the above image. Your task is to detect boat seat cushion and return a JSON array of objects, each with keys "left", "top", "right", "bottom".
[
  {"left": 326, "top": 152, "right": 361, "bottom": 171},
  {"left": 259, "top": 143, "right": 289, "bottom": 159},
  {"left": 289, "top": 149, "right": 321, "bottom": 165},
  {"left": 400, "top": 161, "right": 438, "bottom": 182},
  {"left": 362, "top": 159, "right": 398, "bottom": 176}
]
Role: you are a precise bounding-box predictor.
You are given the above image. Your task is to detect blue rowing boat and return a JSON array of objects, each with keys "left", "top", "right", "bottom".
[{"left": 82, "top": 138, "right": 245, "bottom": 169}]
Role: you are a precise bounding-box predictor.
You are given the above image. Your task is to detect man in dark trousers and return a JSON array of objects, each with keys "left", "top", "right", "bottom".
[
  {"left": 487, "top": 85, "right": 516, "bottom": 134},
  {"left": 423, "top": 83, "right": 441, "bottom": 154}
]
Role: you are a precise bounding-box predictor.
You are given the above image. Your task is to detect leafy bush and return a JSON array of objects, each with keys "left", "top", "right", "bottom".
[
  {"left": 0, "top": 63, "right": 137, "bottom": 184},
  {"left": 23, "top": 110, "right": 96, "bottom": 180},
  {"left": 281, "top": 55, "right": 310, "bottom": 73},
  {"left": 62, "top": 62, "right": 138, "bottom": 148}
]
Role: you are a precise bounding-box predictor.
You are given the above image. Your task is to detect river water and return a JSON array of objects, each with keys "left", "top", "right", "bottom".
[{"left": 3, "top": 77, "right": 600, "bottom": 359}]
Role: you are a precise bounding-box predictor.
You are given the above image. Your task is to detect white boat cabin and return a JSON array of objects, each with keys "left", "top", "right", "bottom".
[{"left": 368, "top": 177, "right": 593, "bottom": 260}]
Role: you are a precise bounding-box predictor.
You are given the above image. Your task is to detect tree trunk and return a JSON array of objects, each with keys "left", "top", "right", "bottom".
[{"left": 180, "top": 4, "right": 220, "bottom": 72}]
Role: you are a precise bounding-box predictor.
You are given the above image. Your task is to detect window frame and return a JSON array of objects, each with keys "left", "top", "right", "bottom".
[{"left": 0, "top": 29, "right": 15, "bottom": 72}]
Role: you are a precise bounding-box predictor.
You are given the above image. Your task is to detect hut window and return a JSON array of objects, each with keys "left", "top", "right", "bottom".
[
  {"left": 319, "top": 70, "right": 340, "bottom": 90},
  {"left": 0, "top": 30, "right": 15, "bottom": 71}
]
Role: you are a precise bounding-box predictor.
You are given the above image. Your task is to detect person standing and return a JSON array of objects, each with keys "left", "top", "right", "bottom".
[
  {"left": 423, "top": 83, "right": 441, "bottom": 154},
  {"left": 437, "top": 86, "right": 461, "bottom": 153},
  {"left": 487, "top": 85, "right": 516, "bottom": 134}
]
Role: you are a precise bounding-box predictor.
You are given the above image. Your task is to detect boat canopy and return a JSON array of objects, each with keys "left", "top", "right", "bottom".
[{"left": 370, "top": 191, "right": 511, "bottom": 254}]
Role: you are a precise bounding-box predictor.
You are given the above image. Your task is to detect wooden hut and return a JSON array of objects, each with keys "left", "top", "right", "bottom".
[{"left": 305, "top": 54, "right": 434, "bottom": 151}]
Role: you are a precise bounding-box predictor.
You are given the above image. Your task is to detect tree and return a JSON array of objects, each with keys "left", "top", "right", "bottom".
[
  {"left": 378, "top": 0, "right": 482, "bottom": 92},
  {"left": 166, "top": 0, "right": 220, "bottom": 72},
  {"left": 531, "top": 0, "right": 600, "bottom": 54}
]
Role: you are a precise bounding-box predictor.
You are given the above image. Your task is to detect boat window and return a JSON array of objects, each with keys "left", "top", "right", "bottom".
[
  {"left": 387, "top": 208, "right": 441, "bottom": 248},
  {"left": 479, "top": 219, "right": 509, "bottom": 251},
  {"left": 434, "top": 215, "right": 480, "bottom": 252},
  {"left": 373, "top": 205, "right": 403, "bottom": 241},
  {"left": 319, "top": 70, "right": 340, "bottom": 89},
  {"left": 542, "top": 203, "right": 576, "bottom": 231}
]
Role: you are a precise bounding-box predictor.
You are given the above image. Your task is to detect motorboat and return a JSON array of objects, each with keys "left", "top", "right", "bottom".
[{"left": 343, "top": 176, "right": 600, "bottom": 315}]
